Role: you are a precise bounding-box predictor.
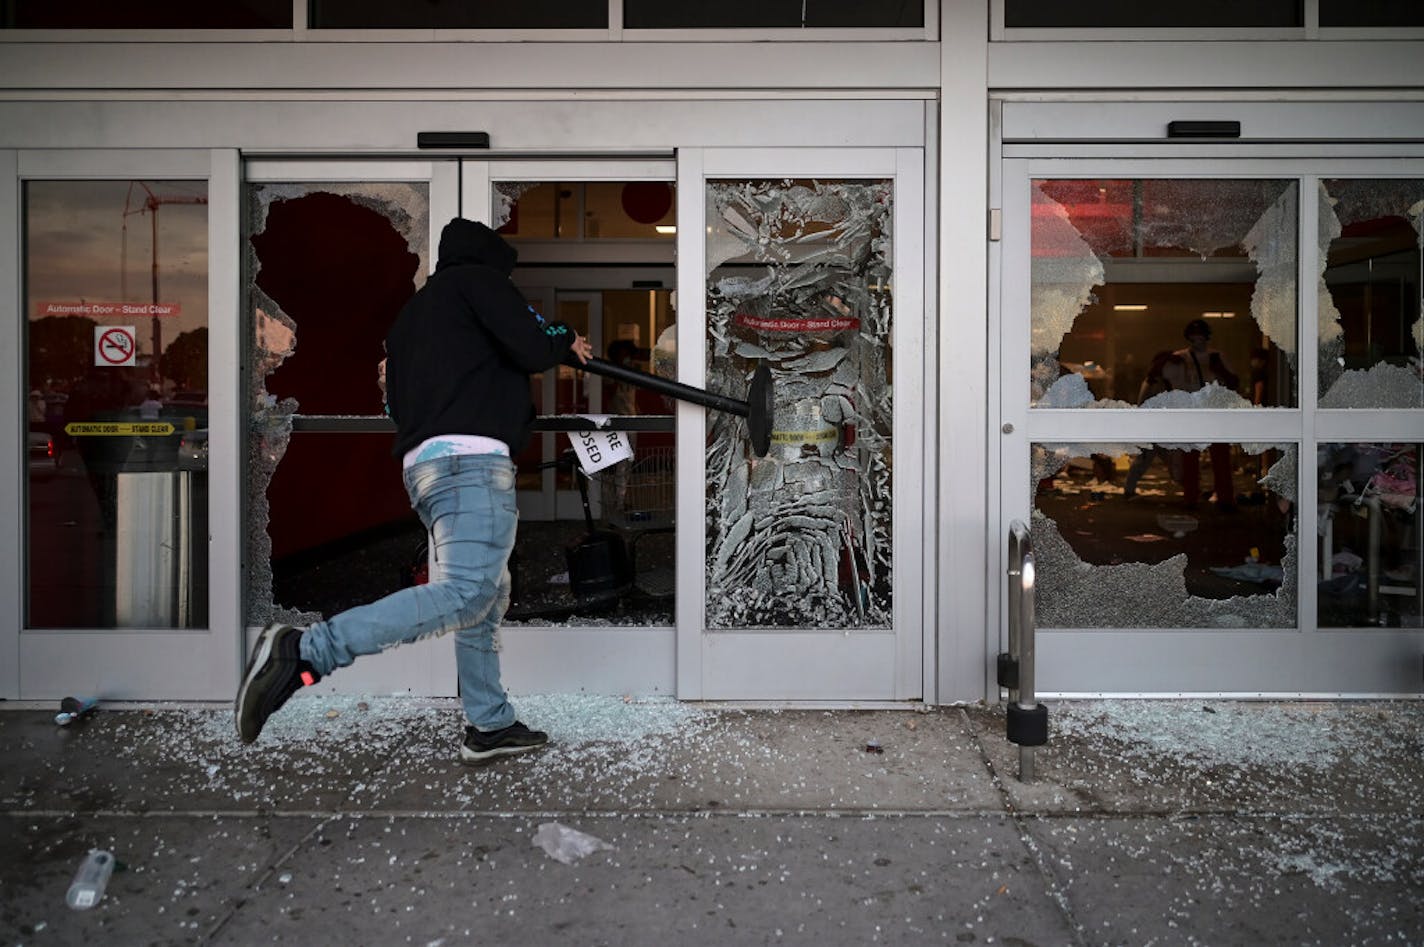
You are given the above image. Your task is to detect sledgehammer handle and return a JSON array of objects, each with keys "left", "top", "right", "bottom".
[{"left": 564, "top": 354, "right": 750, "bottom": 418}]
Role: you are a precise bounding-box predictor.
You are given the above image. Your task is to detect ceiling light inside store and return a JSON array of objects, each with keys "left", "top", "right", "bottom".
[
  {"left": 1112, "top": 304, "right": 1148, "bottom": 311},
  {"left": 1202, "top": 311, "right": 1235, "bottom": 318},
  {"left": 655, "top": 225, "right": 677, "bottom": 234}
]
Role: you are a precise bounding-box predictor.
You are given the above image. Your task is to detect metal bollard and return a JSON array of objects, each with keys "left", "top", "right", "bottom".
[{"left": 1000, "top": 520, "right": 1047, "bottom": 781}]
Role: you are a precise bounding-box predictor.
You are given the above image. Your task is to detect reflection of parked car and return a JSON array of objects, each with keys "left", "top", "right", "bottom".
[
  {"left": 28, "top": 431, "right": 58, "bottom": 479},
  {"left": 178, "top": 428, "right": 208, "bottom": 470},
  {"left": 166, "top": 391, "right": 208, "bottom": 434}
]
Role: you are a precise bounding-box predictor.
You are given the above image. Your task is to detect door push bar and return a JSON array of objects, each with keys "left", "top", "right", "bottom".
[
  {"left": 566, "top": 354, "right": 775, "bottom": 457},
  {"left": 999, "top": 519, "right": 1048, "bottom": 781}
]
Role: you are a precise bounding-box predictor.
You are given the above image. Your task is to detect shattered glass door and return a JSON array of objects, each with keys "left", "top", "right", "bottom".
[
  {"left": 246, "top": 181, "right": 430, "bottom": 628},
  {"left": 1032, "top": 443, "right": 1299, "bottom": 628},
  {"left": 1316, "top": 178, "right": 1422, "bottom": 628},
  {"left": 704, "top": 178, "right": 893, "bottom": 629},
  {"left": 1024, "top": 178, "right": 1302, "bottom": 630},
  {"left": 491, "top": 178, "right": 679, "bottom": 625},
  {"left": 1032, "top": 179, "right": 1297, "bottom": 410},
  {"left": 1317, "top": 179, "right": 1423, "bottom": 409}
]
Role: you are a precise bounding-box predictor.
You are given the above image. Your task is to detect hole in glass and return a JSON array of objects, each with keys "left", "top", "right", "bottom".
[
  {"left": 1032, "top": 442, "right": 1297, "bottom": 628},
  {"left": 1031, "top": 179, "right": 1298, "bottom": 410}
]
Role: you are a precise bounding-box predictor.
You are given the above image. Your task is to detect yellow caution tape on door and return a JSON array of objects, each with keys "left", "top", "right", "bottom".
[
  {"left": 770, "top": 428, "right": 839, "bottom": 444},
  {"left": 64, "top": 422, "right": 175, "bottom": 436}
]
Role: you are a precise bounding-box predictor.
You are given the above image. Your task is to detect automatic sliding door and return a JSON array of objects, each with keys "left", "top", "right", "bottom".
[
  {"left": 14, "top": 149, "right": 240, "bottom": 700},
  {"left": 677, "top": 148, "right": 926, "bottom": 701},
  {"left": 243, "top": 161, "right": 456, "bottom": 696},
  {"left": 1000, "top": 158, "right": 1423, "bottom": 695}
]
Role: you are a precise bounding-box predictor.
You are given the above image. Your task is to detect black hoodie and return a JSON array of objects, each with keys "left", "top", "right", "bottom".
[{"left": 385, "top": 218, "right": 574, "bottom": 457}]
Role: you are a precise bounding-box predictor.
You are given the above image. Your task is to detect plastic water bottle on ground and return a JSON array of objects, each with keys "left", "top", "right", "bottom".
[
  {"left": 66, "top": 850, "right": 115, "bottom": 910},
  {"left": 55, "top": 696, "right": 99, "bottom": 726}
]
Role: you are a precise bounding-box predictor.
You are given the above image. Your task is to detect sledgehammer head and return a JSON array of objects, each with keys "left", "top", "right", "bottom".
[{"left": 748, "top": 363, "right": 774, "bottom": 457}]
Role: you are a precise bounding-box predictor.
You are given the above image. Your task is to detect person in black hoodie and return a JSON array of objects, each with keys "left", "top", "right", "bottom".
[{"left": 236, "top": 218, "right": 592, "bottom": 763}]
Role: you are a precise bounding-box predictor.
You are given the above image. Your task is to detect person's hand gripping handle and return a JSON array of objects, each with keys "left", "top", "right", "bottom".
[{"left": 569, "top": 333, "right": 593, "bottom": 365}]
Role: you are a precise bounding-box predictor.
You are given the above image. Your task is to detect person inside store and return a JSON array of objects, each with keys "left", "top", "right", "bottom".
[
  {"left": 236, "top": 217, "right": 593, "bottom": 764},
  {"left": 1164, "top": 318, "right": 1240, "bottom": 512},
  {"left": 605, "top": 339, "right": 641, "bottom": 418},
  {"left": 1123, "top": 320, "right": 1241, "bottom": 511},
  {"left": 1122, "top": 349, "right": 1183, "bottom": 500}
]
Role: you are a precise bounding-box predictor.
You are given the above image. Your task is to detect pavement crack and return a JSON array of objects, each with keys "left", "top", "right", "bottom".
[
  {"left": 961, "top": 706, "right": 1091, "bottom": 947},
  {"left": 202, "top": 814, "right": 336, "bottom": 944}
]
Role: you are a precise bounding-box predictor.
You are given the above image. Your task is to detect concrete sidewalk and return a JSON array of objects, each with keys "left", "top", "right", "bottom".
[{"left": 1, "top": 697, "right": 1420, "bottom": 945}]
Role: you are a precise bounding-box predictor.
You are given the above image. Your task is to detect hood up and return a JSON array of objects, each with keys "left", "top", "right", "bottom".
[{"left": 435, "top": 217, "right": 518, "bottom": 276}]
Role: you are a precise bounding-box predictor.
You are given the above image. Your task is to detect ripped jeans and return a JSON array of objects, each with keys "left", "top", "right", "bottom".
[{"left": 299, "top": 453, "right": 519, "bottom": 731}]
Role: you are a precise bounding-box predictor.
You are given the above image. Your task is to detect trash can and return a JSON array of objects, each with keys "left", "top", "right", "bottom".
[{"left": 115, "top": 470, "right": 194, "bottom": 627}]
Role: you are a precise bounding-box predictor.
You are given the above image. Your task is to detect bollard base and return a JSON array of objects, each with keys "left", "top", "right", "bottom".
[{"left": 1007, "top": 702, "right": 1048, "bottom": 747}]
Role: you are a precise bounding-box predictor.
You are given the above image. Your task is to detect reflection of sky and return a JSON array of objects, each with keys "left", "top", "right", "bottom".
[{"left": 25, "top": 180, "right": 209, "bottom": 358}]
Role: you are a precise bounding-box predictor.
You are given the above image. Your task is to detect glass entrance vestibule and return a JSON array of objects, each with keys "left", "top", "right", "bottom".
[
  {"left": 243, "top": 151, "right": 926, "bottom": 704},
  {"left": 998, "top": 155, "right": 1424, "bottom": 695},
  {"left": 8, "top": 143, "right": 930, "bottom": 704}
]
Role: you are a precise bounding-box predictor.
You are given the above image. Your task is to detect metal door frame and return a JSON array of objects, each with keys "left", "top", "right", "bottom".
[
  {"left": 998, "top": 152, "right": 1424, "bottom": 696},
  {"left": 4, "top": 148, "right": 242, "bottom": 700},
  {"left": 242, "top": 158, "right": 458, "bottom": 698},
  {"left": 675, "top": 146, "right": 928, "bottom": 701}
]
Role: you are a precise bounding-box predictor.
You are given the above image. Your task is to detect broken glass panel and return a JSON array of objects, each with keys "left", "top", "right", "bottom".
[
  {"left": 499, "top": 179, "right": 678, "bottom": 627},
  {"left": 1031, "top": 179, "right": 1297, "bottom": 410},
  {"left": 704, "top": 178, "right": 893, "bottom": 629},
  {"left": 246, "top": 182, "right": 427, "bottom": 626},
  {"left": 502, "top": 289, "right": 678, "bottom": 628},
  {"left": 495, "top": 181, "right": 677, "bottom": 240},
  {"left": 1317, "top": 179, "right": 1424, "bottom": 409},
  {"left": 1317, "top": 442, "right": 1422, "bottom": 628},
  {"left": 1032, "top": 442, "right": 1297, "bottom": 628}
]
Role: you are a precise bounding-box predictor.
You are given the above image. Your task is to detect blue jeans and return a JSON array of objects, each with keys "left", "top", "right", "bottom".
[{"left": 299, "top": 453, "right": 519, "bottom": 731}]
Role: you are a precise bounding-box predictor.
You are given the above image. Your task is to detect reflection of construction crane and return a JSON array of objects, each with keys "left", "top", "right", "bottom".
[{"left": 122, "top": 181, "right": 208, "bottom": 383}]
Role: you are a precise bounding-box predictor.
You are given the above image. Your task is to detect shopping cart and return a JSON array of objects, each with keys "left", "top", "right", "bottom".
[
  {"left": 601, "top": 445, "right": 676, "bottom": 531},
  {"left": 586, "top": 445, "right": 677, "bottom": 599}
]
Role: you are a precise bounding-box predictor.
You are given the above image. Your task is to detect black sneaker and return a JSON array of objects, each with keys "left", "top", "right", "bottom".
[
  {"left": 234, "top": 623, "right": 321, "bottom": 744},
  {"left": 460, "top": 721, "right": 548, "bottom": 765}
]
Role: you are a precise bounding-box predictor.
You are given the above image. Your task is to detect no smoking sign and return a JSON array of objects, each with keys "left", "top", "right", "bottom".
[{"left": 95, "top": 325, "right": 137, "bottom": 366}]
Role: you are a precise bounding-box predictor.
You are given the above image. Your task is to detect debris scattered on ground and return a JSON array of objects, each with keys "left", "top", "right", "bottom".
[{"left": 532, "top": 822, "right": 613, "bottom": 864}]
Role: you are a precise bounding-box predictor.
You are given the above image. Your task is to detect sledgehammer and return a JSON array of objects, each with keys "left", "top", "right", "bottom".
[{"left": 565, "top": 354, "right": 776, "bottom": 457}]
